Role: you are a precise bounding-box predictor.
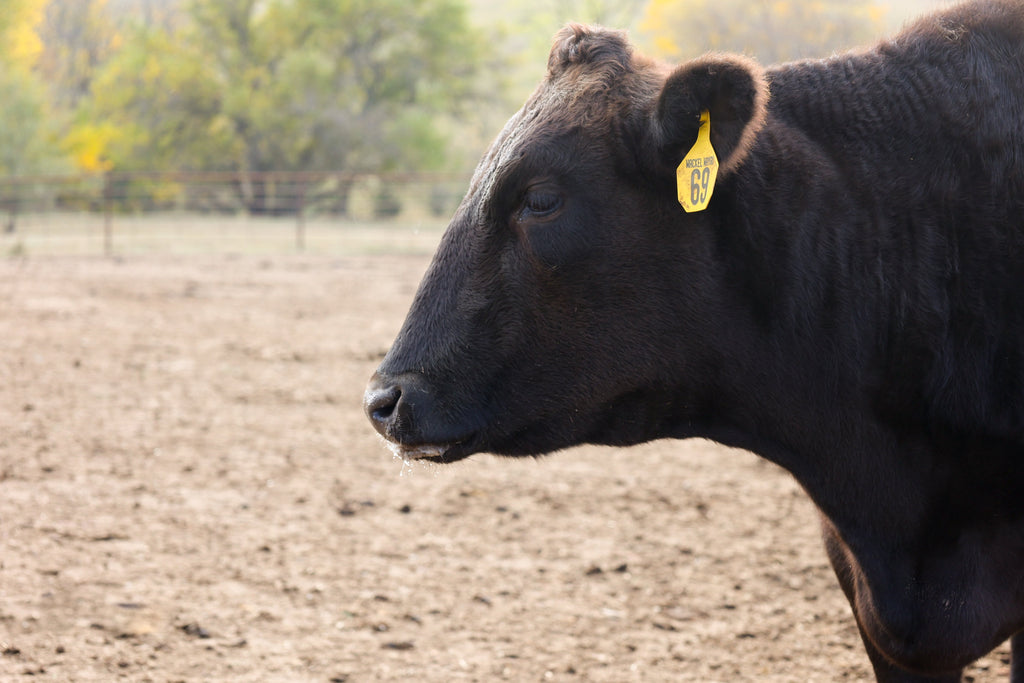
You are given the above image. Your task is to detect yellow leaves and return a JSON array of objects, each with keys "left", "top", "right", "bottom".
[
  {"left": 772, "top": 1, "right": 791, "bottom": 17},
  {"left": 653, "top": 35, "right": 681, "bottom": 58},
  {"left": 9, "top": 21, "right": 43, "bottom": 67},
  {"left": 0, "top": 0, "right": 47, "bottom": 68},
  {"left": 638, "top": 0, "right": 887, "bottom": 63},
  {"left": 640, "top": 0, "right": 718, "bottom": 59},
  {"left": 867, "top": 4, "right": 888, "bottom": 25},
  {"left": 62, "top": 122, "right": 118, "bottom": 172}
]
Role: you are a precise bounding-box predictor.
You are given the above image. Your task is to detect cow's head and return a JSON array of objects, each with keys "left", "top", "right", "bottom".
[{"left": 364, "top": 25, "right": 768, "bottom": 463}]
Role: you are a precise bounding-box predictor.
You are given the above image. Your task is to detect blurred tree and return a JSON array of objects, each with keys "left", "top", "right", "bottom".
[
  {"left": 33, "top": 1, "right": 182, "bottom": 174},
  {"left": 106, "top": 0, "right": 186, "bottom": 31},
  {"left": 640, "top": 0, "right": 887, "bottom": 63},
  {"left": 0, "top": 70, "right": 50, "bottom": 176},
  {"left": 87, "top": 0, "right": 484, "bottom": 214},
  {"left": 0, "top": 1, "right": 69, "bottom": 229},
  {"left": 0, "top": 0, "right": 67, "bottom": 177},
  {"left": 36, "top": 0, "right": 122, "bottom": 110},
  {"left": 0, "top": 0, "right": 46, "bottom": 69}
]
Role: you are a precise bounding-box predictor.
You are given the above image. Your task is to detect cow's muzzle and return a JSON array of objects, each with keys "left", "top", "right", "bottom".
[{"left": 363, "top": 372, "right": 467, "bottom": 461}]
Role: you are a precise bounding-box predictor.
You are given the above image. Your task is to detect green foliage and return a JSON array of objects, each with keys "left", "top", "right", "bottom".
[
  {"left": 0, "top": 67, "right": 65, "bottom": 176},
  {"left": 36, "top": 0, "right": 121, "bottom": 109},
  {"left": 89, "top": 0, "right": 484, "bottom": 181},
  {"left": 0, "top": 66, "right": 68, "bottom": 232},
  {"left": 0, "top": 0, "right": 51, "bottom": 175},
  {"left": 88, "top": 23, "right": 235, "bottom": 171}
]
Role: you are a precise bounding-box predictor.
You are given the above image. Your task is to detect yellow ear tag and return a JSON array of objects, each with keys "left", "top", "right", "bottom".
[{"left": 676, "top": 110, "right": 718, "bottom": 213}]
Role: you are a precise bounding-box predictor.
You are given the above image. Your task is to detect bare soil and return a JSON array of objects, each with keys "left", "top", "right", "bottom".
[{"left": 0, "top": 254, "right": 1012, "bottom": 681}]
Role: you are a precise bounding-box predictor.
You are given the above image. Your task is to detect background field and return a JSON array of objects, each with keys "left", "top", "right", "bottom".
[{"left": 0, "top": 225, "right": 1012, "bottom": 681}]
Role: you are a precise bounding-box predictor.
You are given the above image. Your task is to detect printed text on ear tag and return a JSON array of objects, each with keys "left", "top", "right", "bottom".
[{"left": 676, "top": 110, "right": 718, "bottom": 213}]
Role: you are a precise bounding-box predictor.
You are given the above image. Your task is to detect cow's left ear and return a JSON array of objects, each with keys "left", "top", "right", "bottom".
[{"left": 653, "top": 54, "right": 768, "bottom": 175}]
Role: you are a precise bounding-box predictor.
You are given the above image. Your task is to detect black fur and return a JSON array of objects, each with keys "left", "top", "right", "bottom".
[{"left": 365, "top": 2, "right": 1024, "bottom": 679}]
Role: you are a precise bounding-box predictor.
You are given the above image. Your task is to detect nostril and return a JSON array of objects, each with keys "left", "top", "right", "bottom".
[
  {"left": 372, "top": 402, "right": 395, "bottom": 421},
  {"left": 365, "top": 385, "right": 401, "bottom": 429},
  {"left": 364, "top": 372, "right": 432, "bottom": 444},
  {"left": 371, "top": 394, "right": 398, "bottom": 421}
]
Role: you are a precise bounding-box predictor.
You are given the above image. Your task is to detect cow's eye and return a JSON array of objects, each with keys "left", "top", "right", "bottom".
[{"left": 518, "top": 188, "right": 563, "bottom": 221}]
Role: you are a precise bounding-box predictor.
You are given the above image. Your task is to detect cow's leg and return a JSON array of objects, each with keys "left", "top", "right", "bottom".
[
  {"left": 1010, "top": 632, "right": 1024, "bottom": 683},
  {"left": 819, "top": 515, "right": 963, "bottom": 683}
]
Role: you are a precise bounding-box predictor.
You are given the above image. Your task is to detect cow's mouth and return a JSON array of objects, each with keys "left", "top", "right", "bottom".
[
  {"left": 380, "top": 438, "right": 474, "bottom": 464},
  {"left": 399, "top": 443, "right": 450, "bottom": 460}
]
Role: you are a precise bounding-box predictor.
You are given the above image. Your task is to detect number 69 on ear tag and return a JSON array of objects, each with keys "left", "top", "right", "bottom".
[{"left": 676, "top": 110, "right": 718, "bottom": 213}]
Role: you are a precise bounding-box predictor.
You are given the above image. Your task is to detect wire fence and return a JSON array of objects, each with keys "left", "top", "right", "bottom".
[{"left": 0, "top": 170, "right": 469, "bottom": 257}]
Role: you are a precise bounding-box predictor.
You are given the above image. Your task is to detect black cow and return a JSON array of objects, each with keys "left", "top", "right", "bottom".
[{"left": 364, "top": 1, "right": 1024, "bottom": 680}]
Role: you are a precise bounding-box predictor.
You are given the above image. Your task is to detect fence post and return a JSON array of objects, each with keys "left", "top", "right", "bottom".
[
  {"left": 3, "top": 177, "right": 17, "bottom": 234},
  {"left": 295, "top": 179, "right": 306, "bottom": 252},
  {"left": 103, "top": 172, "right": 113, "bottom": 257}
]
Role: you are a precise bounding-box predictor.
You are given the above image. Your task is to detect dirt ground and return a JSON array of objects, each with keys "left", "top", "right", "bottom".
[{"left": 0, "top": 252, "right": 1013, "bottom": 681}]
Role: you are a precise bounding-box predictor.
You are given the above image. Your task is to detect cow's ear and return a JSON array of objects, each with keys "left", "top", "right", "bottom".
[{"left": 653, "top": 54, "right": 768, "bottom": 175}]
